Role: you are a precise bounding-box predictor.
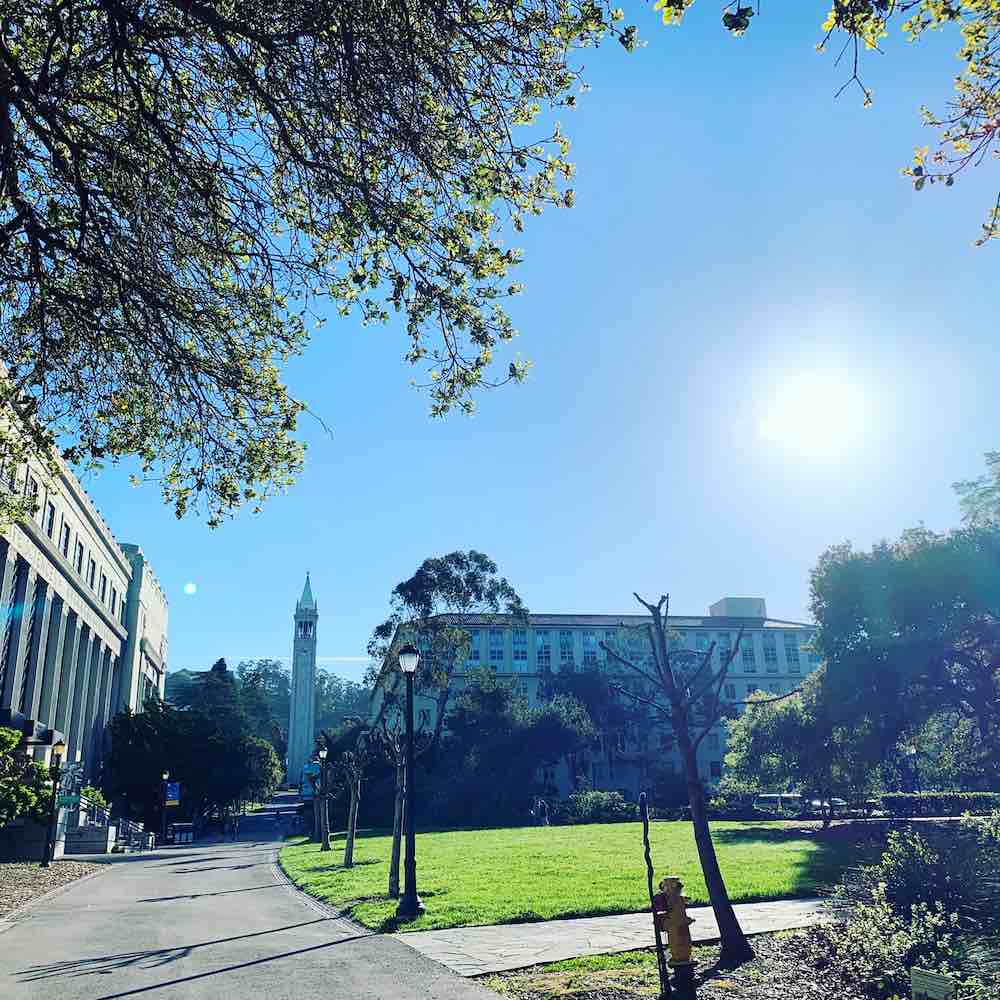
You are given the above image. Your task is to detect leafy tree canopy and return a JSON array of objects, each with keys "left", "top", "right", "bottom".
[
  {"left": 810, "top": 525, "right": 1000, "bottom": 767},
  {"left": 0, "top": 0, "right": 630, "bottom": 528},
  {"left": 661, "top": 0, "right": 1000, "bottom": 243},
  {"left": 955, "top": 453, "right": 1000, "bottom": 527}
]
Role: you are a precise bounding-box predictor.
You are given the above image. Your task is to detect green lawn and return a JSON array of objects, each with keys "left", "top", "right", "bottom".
[{"left": 279, "top": 820, "right": 859, "bottom": 932}]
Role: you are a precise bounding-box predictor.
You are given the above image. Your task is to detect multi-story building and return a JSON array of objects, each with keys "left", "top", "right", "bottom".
[
  {"left": 0, "top": 453, "right": 168, "bottom": 780},
  {"left": 371, "top": 597, "right": 821, "bottom": 798}
]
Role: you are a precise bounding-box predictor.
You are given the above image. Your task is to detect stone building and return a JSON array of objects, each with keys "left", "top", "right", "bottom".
[
  {"left": 370, "top": 598, "right": 821, "bottom": 797},
  {"left": 0, "top": 453, "right": 167, "bottom": 779},
  {"left": 286, "top": 574, "right": 318, "bottom": 786}
]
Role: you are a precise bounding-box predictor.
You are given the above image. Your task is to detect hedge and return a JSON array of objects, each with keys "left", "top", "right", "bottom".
[{"left": 881, "top": 791, "right": 1000, "bottom": 817}]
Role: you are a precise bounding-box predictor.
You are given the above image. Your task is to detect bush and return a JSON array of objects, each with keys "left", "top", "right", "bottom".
[
  {"left": 808, "top": 816, "right": 1000, "bottom": 999},
  {"left": 881, "top": 791, "right": 1000, "bottom": 817},
  {"left": 81, "top": 785, "right": 108, "bottom": 810},
  {"left": 550, "top": 790, "right": 638, "bottom": 825}
]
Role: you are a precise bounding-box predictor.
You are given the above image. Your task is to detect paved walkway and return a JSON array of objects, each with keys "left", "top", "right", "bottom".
[
  {"left": 400, "top": 897, "right": 828, "bottom": 976},
  {"left": 0, "top": 794, "right": 498, "bottom": 1000}
]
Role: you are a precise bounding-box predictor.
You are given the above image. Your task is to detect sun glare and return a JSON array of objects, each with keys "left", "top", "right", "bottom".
[{"left": 758, "top": 372, "right": 868, "bottom": 457}]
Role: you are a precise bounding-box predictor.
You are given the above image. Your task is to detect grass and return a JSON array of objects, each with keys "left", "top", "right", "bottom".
[{"left": 279, "top": 820, "right": 864, "bottom": 932}]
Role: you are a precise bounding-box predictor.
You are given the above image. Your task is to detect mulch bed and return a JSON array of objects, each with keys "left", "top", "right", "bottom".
[
  {"left": 486, "top": 932, "right": 868, "bottom": 1000},
  {"left": 0, "top": 860, "right": 105, "bottom": 918}
]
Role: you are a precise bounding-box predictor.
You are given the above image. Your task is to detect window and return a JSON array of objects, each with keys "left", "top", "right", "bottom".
[
  {"left": 120, "top": 599, "right": 127, "bottom": 625},
  {"left": 724, "top": 683, "right": 736, "bottom": 700},
  {"left": 468, "top": 629, "right": 481, "bottom": 663},
  {"left": 784, "top": 632, "right": 801, "bottom": 673},
  {"left": 710, "top": 761, "right": 722, "bottom": 779},
  {"left": 716, "top": 632, "right": 731, "bottom": 663},
  {"left": 559, "top": 630, "right": 573, "bottom": 669},
  {"left": 488, "top": 628, "right": 504, "bottom": 668},
  {"left": 87, "top": 557, "right": 96, "bottom": 588},
  {"left": 707, "top": 732, "right": 720, "bottom": 750},
  {"left": 628, "top": 634, "right": 646, "bottom": 663},
  {"left": 59, "top": 522, "right": 70, "bottom": 557},
  {"left": 44, "top": 501, "right": 56, "bottom": 537},
  {"left": 74, "top": 541, "right": 84, "bottom": 573},
  {"left": 763, "top": 632, "right": 779, "bottom": 672},
  {"left": 535, "top": 630, "right": 551, "bottom": 668},
  {"left": 747, "top": 684, "right": 758, "bottom": 695},
  {"left": 582, "top": 631, "right": 597, "bottom": 666},
  {"left": 26, "top": 475, "right": 39, "bottom": 502},
  {"left": 741, "top": 636, "right": 756, "bottom": 672},
  {"left": 110, "top": 587, "right": 118, "bottom": 618},
  {"left": 512, "top": 628, "right": 528, "bottom": 668},
  {"left": 695, "top": 633, "right": 709, "bottom": 653},
  {"left": 515, "top": 678, "right": 529, "bottom": 698},
  {"left": 100, "top": 572, "right": 108, "bottom": 602}
]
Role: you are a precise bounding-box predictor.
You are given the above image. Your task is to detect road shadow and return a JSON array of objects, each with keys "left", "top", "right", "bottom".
[
  {"left": 137, "top": 884, "right": 284, "bottom": 903},
  {"left": 170, "top": 862, "right": 266, "bottom": 874},
  {"left": 18, "top": 919, "right": 330, "bottom": 981}
]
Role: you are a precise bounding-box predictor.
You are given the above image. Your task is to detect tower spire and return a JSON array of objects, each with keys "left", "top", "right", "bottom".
[{"left": 298, "top": 572, "right": 316, "bottom": 611}]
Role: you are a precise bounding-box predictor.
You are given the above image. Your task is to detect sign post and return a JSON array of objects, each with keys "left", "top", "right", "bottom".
[
  {"left": 165, "top": 782, "right": 180, "bottom": 807},
  {"left": 911, "top": 969, "right": 957, "bottom": 1000}
]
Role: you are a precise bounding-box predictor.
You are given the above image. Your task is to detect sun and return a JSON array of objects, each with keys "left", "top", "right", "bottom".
[{"left": 758, "top": 372, "right": 868, "bottom": 457}]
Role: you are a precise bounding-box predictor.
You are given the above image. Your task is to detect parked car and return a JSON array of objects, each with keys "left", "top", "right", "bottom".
[{"left": 753, "top": 793, "right": 804, "bottom": 815}]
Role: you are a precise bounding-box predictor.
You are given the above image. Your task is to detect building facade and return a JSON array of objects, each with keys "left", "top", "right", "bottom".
[
  {"left": 287, "top": 574, "right": 318, "bottom": 785},
  {"left": 372, "top": 597, "right": 821, "bottom": 798},
  {"left": 0, "top": 454, "right": 167, "bottom": 779}
]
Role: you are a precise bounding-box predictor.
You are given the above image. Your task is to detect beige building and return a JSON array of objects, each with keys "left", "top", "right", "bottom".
[
  {"left": 0, "top": 454, "right": 167, "bottom": 779},
  {"left": 372, "top": 598, "right": 820, "bottom": 797}
]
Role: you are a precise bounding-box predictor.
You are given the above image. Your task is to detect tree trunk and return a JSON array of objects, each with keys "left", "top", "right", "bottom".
[
  {"left": 344, "top": 777, "right": 360, "bottom": 868},
  {"left": 311, "top": 796, "right": 320, "bottom": 842},
  {"left": 388, "top": 763, "right": 404, "bottom": 897},
  {"left": 678, "top": 719, "right": 754, "bottom": 967}
]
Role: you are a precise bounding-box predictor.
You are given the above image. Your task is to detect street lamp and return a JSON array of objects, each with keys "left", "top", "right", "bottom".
[
  {"left": 42, "top": 739, "right": 66, "bottom": 868},
  {"left": 160, "top": 771, "right": 170, "bottom": 846},
  {"left": 396, "top": 642, "right": 424, "bottom": 920},
  {"left": 902, "top": 745, "right": 921, "bottom": 793}
]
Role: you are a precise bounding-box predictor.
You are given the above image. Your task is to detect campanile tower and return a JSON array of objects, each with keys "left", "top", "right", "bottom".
[{"left": 287, "top": 574, "right": 318, "bottom": 784}]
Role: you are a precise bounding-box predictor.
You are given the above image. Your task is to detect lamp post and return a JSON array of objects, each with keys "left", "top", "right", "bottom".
[
  {"left": 42, "top": 739, "right": 66, "bottom": 868},
  {"left": 317, "top": 746, "right": 330, "bottom": 850},
  {"left": 903, "top": 745, "right": 920, "bottom": 793},
  {"left": 396, "top": 642, "right": 424, "bottom": 920},
  {"left": 160, "top": 771, "right": 170, "bottom": 846}
]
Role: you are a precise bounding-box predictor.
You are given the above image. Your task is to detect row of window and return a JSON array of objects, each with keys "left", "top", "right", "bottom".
[
  {"left": 465, "top": 627, "right": 816, "bottom": 673},
  {"left": 19, "top": 469, "right": 126, "bottom": 625}
]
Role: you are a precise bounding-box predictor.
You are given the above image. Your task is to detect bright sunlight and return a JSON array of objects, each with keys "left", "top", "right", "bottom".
[{"left": 758, "top": 372, "right": 869, "bottom": 457}]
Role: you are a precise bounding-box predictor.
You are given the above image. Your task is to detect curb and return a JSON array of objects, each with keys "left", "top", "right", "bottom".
[
  {"left": 269, "top": 845, "right": 372, "bottom": 936},
  {"left": 0, "top": 864, "right": 110, "bottom": 927}
]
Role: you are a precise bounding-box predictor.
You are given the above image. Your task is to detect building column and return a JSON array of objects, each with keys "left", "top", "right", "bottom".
[
  {"left": 89, "top": 645, "right": 114, "bottom": 781},
  {"left": 33, "top": 594, "right": 65, "bottom": 726},
  {"left": 80, "top": 634, "right": 102, "bottom": 776},
  {"left": 0, "top": 555, "right": 28, "bottom": 710},
  {"left": 67, "top": 623, "right": 93, "bottom": 764},
  {"left": 53, "top": 610, "right": 79, "bottom": 735},
  {"left": 18, "top": 576, "right": 50, "bottom": 718}
]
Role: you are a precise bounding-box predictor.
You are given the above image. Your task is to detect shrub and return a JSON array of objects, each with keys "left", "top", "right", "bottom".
[
  {"left": 550, "top": 790, "right": 637, "bottom": 825},
  {"left": 881, "top": 791, "right": 1000, "bottom": 817},
  {"left": 811, "top": 817, "right": 1000, "bottom": 999},
  {"left": 81, "top": 785, "right": 109, "bottom": 810}
]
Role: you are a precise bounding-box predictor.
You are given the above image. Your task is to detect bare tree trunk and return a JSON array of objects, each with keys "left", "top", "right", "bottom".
[
  {"left": 344, "top": 776, "right": 360, "bottom": 868},
  {"left": 388, "top": 763, "right": 404, "bottom": 897},
  {"left": 677, "top": 725, "right": 753, "bottom": 967}
]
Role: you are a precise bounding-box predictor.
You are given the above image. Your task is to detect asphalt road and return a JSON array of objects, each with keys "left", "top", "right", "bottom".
[{"left": 0, "top": 796, "right": 497, "bottom": 1000}]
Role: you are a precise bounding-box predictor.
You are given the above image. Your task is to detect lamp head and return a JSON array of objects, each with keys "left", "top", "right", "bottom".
[
  {"left": 318, "top": 747, "right": 328, "bottom": 761},
  {"left": 52, "top": 739, "right": 66, "bottom": 759},
  {"left": 398, "top": 643, "right": 420, "bottom": 674},
  {"left": 162, "top": 771, "right": 170, "bottom": 781}
]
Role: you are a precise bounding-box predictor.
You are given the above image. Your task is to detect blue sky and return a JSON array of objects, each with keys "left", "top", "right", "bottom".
[{"left": 82, "top": 6, "right": 998, "bottom": 683}]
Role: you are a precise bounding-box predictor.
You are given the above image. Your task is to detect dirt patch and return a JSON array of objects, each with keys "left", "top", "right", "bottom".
[{"left": 0, "top": 860, "right": 105, "bottom": 918}]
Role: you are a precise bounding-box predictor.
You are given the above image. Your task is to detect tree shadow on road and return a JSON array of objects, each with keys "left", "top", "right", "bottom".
[
  {"left": 17, "top": 919, "right": 330, "bottom": 981},
  {"left": 137, "top": 884, "right": 285, "bottom": 902}
]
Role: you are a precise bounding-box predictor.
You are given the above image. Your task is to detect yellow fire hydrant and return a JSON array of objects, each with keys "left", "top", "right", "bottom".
[{"left": 652, "top": 876, "right": 695, "bottom": 966}]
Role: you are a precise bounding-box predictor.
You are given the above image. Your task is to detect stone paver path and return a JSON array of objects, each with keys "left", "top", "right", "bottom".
[{"left": 400, "top": 897, "right": 827, "bottom": 976}]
